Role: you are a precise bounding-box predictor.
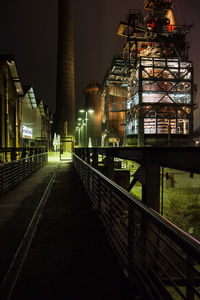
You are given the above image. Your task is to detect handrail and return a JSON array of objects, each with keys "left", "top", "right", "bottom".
[
  {"left": 0, "top": 152, "right": 48, "bottom": 196},
  {"left": 0, "top": 163, "right": 58, "bottom": 299},
  {"left": 73, "top": 153, "right": 200, "bottom": 300},
  {"left": 74, "top": 147, "right": 200, "bottom": 174},
  {"left": 0, "top": 147, "right": 47, "bottom": 163}
]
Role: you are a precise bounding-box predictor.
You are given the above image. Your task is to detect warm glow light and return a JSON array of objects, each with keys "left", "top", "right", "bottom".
[{"left": 166, "top": 9, "right": 175, "bottom": 32}]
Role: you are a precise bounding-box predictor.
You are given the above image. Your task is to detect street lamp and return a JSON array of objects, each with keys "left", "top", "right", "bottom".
[
  {"left": 79, "top": 109, "right": 94, "bottom": 147},
  {"left": 75, "top": 125, "right": 81, "bottom": 146},
  {"left": 75, "top": 117, "right": 84, "bottom": 147}
]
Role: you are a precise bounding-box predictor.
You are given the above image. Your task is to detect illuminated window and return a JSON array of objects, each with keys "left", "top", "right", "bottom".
[
  {"left": 144, "top": 118, "right": 156, "bottom": 134},
  {"left": 177, "top": 119, "right": 189, "bottom": 135}
]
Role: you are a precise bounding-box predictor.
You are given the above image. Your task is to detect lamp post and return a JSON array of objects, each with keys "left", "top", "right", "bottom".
[
  {"left": 75, "top": 125, "right": 80, "bottom": 146},
  {"left": 75, "top": 118, "right": 83, "bottom": 147},
  {"left": 79, "top": 109, "right": 94, "bottom": 147}
]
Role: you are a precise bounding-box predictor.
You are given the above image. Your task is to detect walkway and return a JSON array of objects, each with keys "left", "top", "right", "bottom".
[{"left": 0, "top": 159, "right": 132, "bottom": 299}]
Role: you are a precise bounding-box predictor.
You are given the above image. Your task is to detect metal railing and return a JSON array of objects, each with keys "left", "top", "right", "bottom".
[
  {"left": 0, "top": 164, "right": 57, "bottom": 299},
  {"left": 73, "top": 153, "right": 200, "bottom": 300},
  {"left": 0, "top": 152, "right": 48, "bottom": 196},
  {"left": 0, "top": 147, "right": 47, "bottom": 163}
]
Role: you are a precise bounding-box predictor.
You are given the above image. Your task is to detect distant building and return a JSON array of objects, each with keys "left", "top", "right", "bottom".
[
  {"left": 22, "top": 86, "right": 41, "bottom": 147},
  {"left": 37, "top": 100, "right": 53, "bottom": 148},
  {"left": 101, "top": 58, "right": 128, "bottom": 146},
  {"left": 22, "top": 87, "right": 53, "bottom": 149},
  {"left": 83, "top": 81, "right": 102, "bottom": 147}
]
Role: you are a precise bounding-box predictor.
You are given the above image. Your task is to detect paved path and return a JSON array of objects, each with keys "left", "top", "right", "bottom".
[
  {"left": 0, "top": 162, "right": 58, "bottom": 291},
  {"left": 7, "top": 162, "right": 132, "bottom": 299}
]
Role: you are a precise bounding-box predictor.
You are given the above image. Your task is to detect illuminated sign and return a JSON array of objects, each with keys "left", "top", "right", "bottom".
[{"left": 23, "top": 126, "right": 33, "bottom": 139}]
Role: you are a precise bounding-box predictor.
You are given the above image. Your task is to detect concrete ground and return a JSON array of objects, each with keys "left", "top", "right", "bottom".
[{"left": 0, "top": 158, "right": 132, "bottom": 299}]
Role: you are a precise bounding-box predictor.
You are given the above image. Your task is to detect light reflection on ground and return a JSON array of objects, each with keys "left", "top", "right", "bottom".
[{"left": 48, "top": 151, "right": 72, "bottom": 162}]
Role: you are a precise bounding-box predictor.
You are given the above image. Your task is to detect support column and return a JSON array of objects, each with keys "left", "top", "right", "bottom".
[
  {"left": 86, "top": 148, "right": 90, "bottom": 164},
  {"left": 142, "top": 163, "right": 160, "bottom": 212},
  {"left": 103, "top": 155, "right": 114, "bottom": 180},
  {"left": 138, "top": 63, "right": 144, "bottom": 147},
  {"left": 138, "top": 111, "right": 144, "bottom": 147},
  {"left": 105, "top": 80, "right": 110, "bottom": 147},
  {"left": 140, "top": 163, "right": 161, "bottom": 277},
  {"left": 92, "top": 149, "right": 98, "bottom": 169}
]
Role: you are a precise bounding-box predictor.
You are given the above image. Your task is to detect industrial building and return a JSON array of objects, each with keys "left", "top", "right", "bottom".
[
  {"left": 0, "top": 56, "right": 53, "bottom": 160},
  {"left": 82, "top": 61, "right": 128, "bottom": 147},
  {"left": 22, "top": 86, "right": 53, "bottom": 148},
  {"left": 101, "top": 58, "right": 128, "bottom": 146},
  {"left": 83, "top": 81, "right": 102, "bottom": 147},
  {"left": 0, "top": 56, "right": 23, "bottom": 149},
  {"left": 98, "top": 0, "right": 196, "bottom": 147}
]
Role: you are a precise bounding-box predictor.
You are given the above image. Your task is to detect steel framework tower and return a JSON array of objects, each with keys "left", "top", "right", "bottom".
[
  {"left": 56, "top": 0, "right": 75, "bottom": 138},
  {"left": 116, "top": 0, "right": 196, "bottom": 146}
]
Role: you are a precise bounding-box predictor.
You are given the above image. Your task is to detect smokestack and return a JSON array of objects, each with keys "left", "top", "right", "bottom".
[{"left": 56, "top": 0, "right": 75, "bottom": 138}]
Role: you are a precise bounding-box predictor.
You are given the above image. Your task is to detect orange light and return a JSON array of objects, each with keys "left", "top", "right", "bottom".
[{"left": 166, "top": 9, "right": 175, "bottom": 32}]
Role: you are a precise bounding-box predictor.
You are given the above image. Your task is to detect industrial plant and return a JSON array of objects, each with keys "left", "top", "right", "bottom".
[{"left": 81, "top": 0, "right": 196, "bottom": 147}]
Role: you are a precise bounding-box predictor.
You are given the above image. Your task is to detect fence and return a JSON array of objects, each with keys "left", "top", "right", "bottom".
[
  {"left": 73, "top": 153, "right": 200, "bottom": 300},
  {"left": 0, "top": 152, "right": 48, "bottom": 196}
]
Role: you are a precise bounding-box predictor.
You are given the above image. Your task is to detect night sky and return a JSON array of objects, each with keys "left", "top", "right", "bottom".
[{"left": 0, "top": 0, "right": 200, "bottom": 128}]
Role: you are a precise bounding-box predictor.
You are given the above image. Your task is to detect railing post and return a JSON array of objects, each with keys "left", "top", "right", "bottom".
[
  {"left": 186, "top": 256, "right": 194, "bottom": 300},
  {"left": 109, "top": 187, "right": 113, "bottom": 234},
  {"left": 86, "top": 148, "right": 90, "bottom": 165},
  {"left": 80, "top": 148, "right": 84, "bottom": 160},
  {"left": 86, "top": 166, "right": 89, "bottom": 193},
  {"left": 29, "top": 148, "right": 33, "bottom": 157},
  {"left": 21, "top": 148, "right": 26, "bottom": 159},
  {"left": 97, "top": 179, "right": 101, "bottom": 214},
  {"left": 128, "top": 200, "right": 135, "bottom": 287},
  {"left": 29, "top": 148, "right": 33, "bottom": 173},
  {"left": 11, "top": 148, "right": 16, "bottom": 161},
  {"left": 0, "top": 166, "right": 3, "bottom": 194},
  {"left": 92, "top": 149, "right": 98, "bottom": 169},
  {"left": 18, "top": 159, "right": 20, "bottom": 182},
  {"left": 104, "top": 150, "right": 114, "bottom": 180}
]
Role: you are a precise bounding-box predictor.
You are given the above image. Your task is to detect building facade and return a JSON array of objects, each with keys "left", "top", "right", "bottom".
[
  {"left": 22, "top": 87, "right": 53, "bottom": 149},
  {"left": 0, "top": 56, "right": 53, "bottom": 158},
  {"left": 0, "top": 56, "right": 23, "bottom": 149},
  {"left": 101, "top": 58, "right": 128, "bottom": 146}
]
